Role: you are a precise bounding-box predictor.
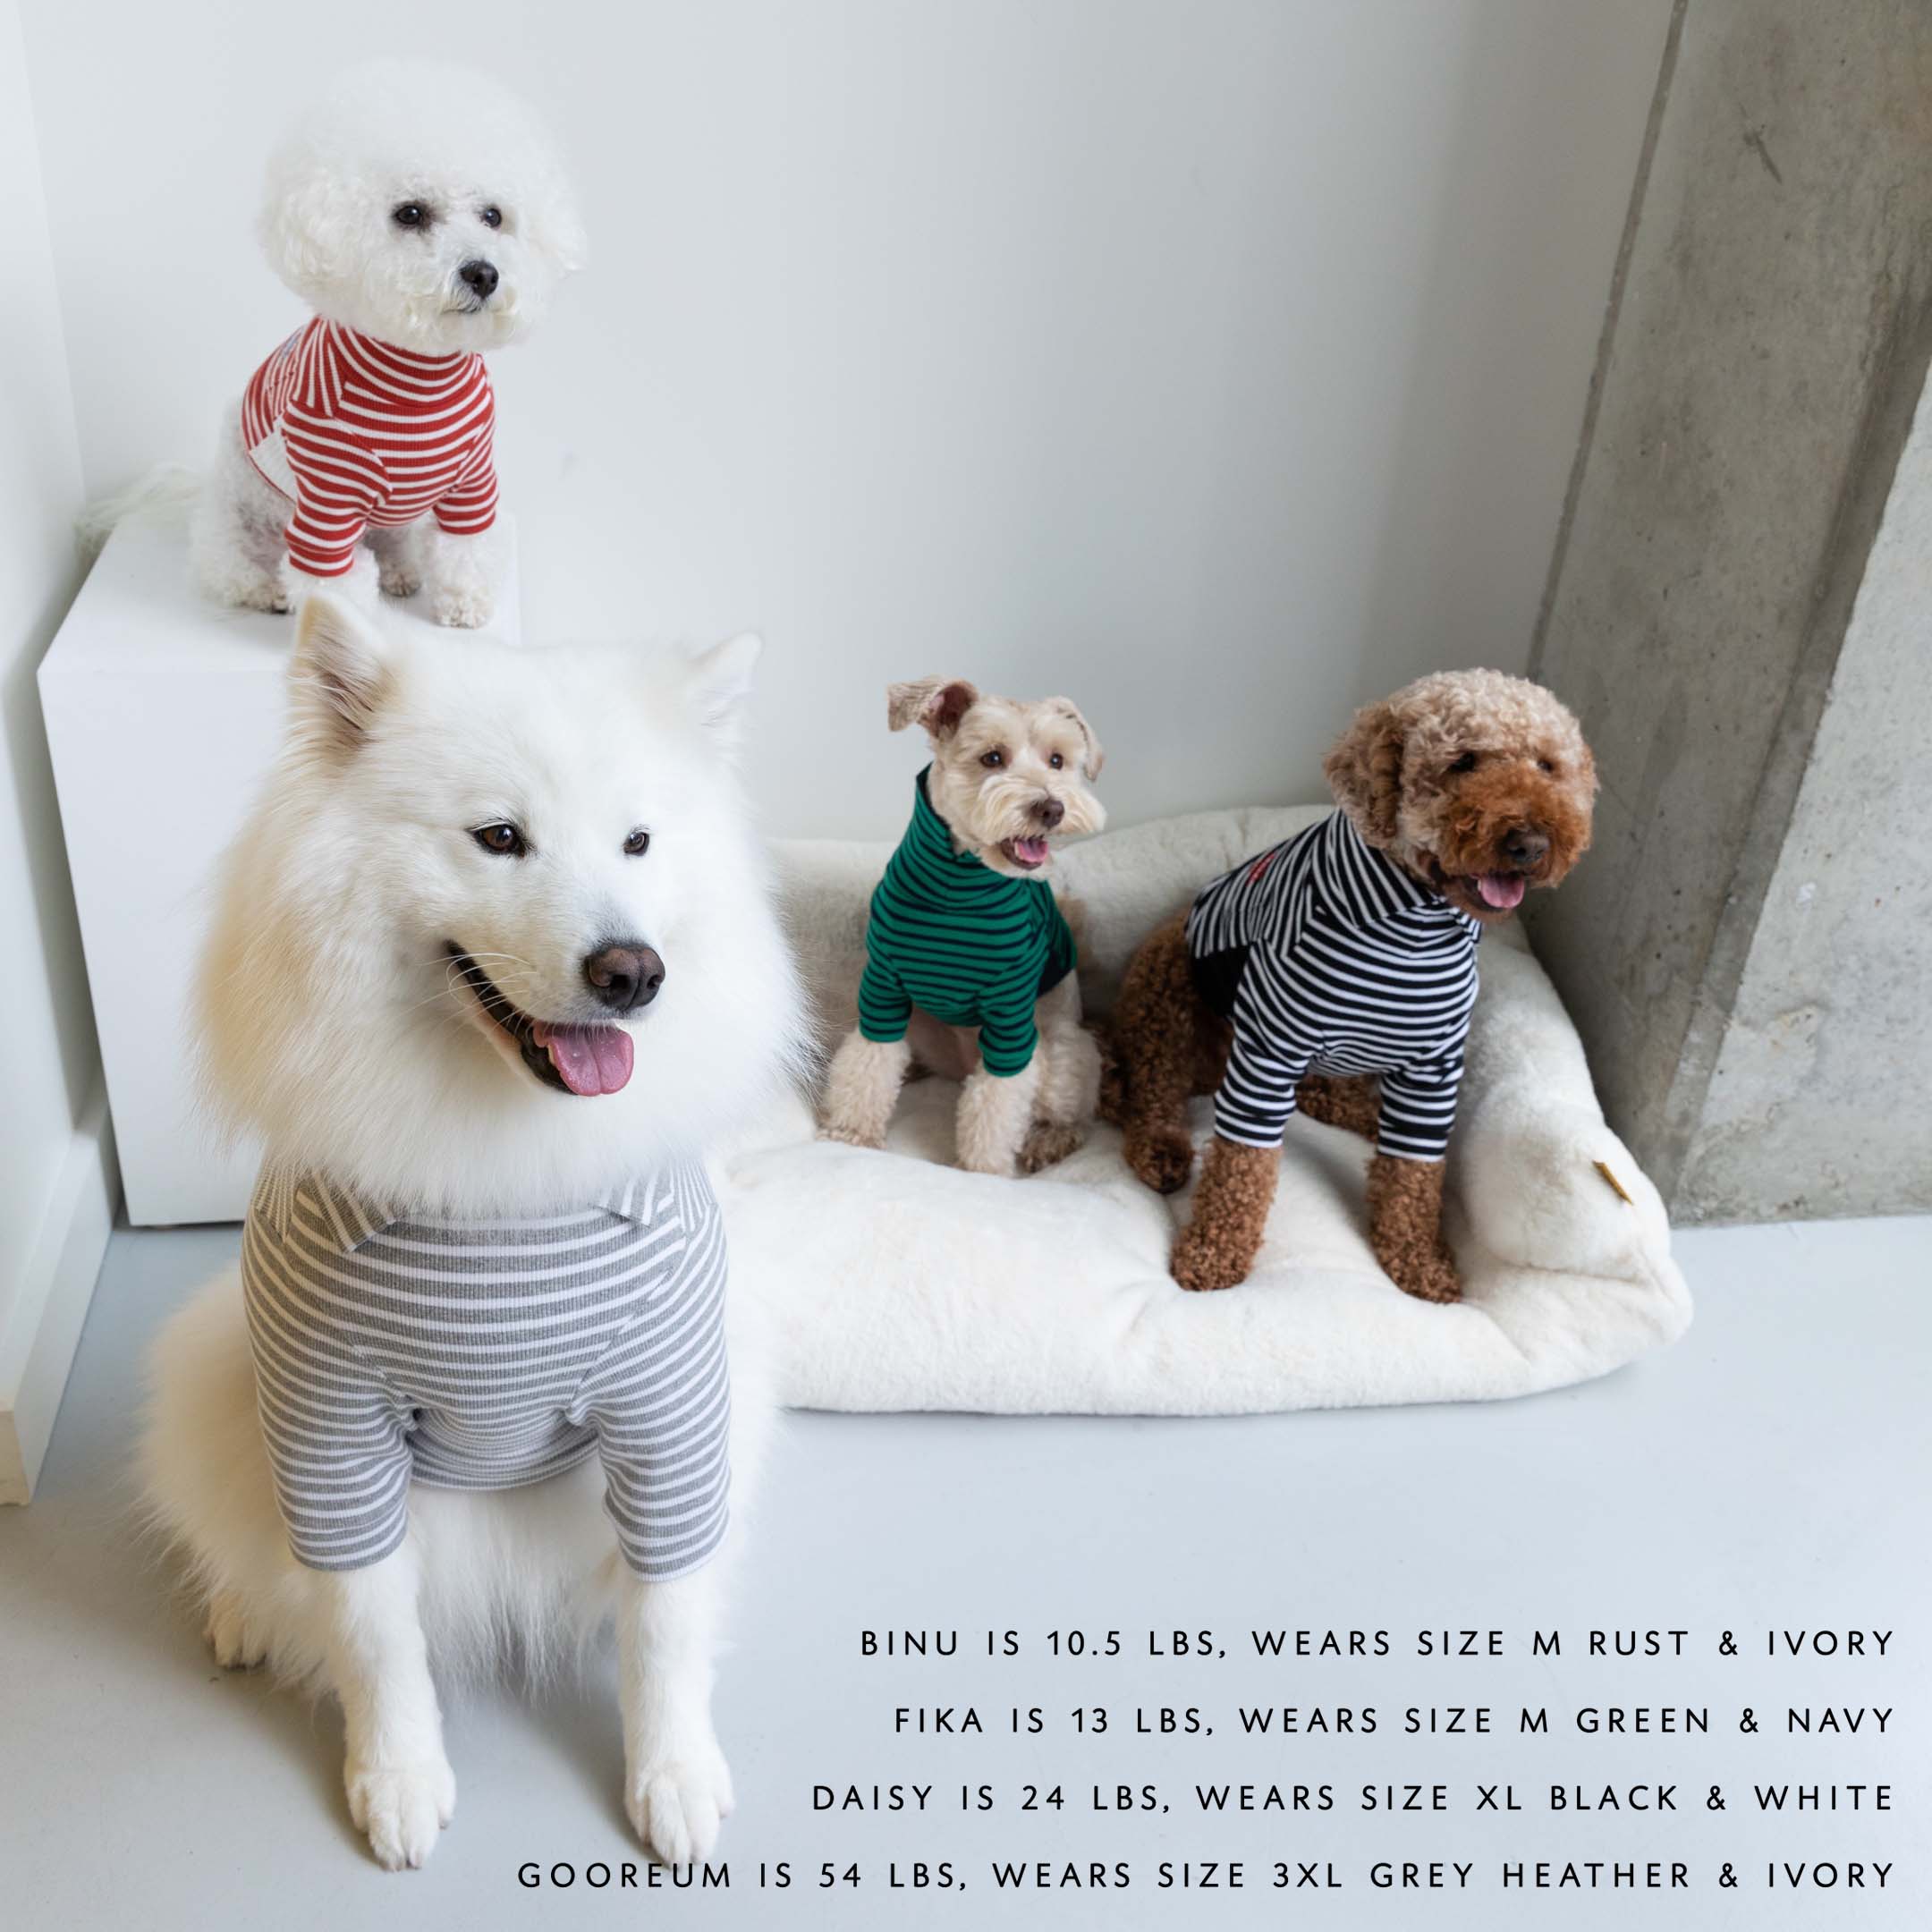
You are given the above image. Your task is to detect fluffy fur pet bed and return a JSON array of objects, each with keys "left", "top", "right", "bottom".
[{"left": 721, "top": 806, "right": 1690, "bottom": 1417}]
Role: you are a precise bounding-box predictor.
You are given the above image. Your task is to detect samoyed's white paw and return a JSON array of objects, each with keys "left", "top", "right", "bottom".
[
  {"left": 625, "top": 1741, "right": 734, "bottom": 1866},
  {"left": 346, "top": 1755, "right": 457, "bottom": 1870},
  {"left": 204, "top": 1589, "right": 267, "bottom": 1669},
  {"left": 431, "top": 582, "right": 494, "bottom": 629}
]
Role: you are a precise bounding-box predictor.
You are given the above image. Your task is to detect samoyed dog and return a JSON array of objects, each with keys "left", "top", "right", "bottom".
[{"left": 140, "top": 597, "right": 801, "bottom": 1871}]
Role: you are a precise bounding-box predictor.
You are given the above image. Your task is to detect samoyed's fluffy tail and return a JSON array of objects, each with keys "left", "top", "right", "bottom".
[{"left": 75, "top": 463, "right": 201, "bottom": 556}]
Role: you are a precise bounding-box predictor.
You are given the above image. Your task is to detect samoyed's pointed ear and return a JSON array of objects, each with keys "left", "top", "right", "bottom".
[
  {"left": 685, "top": 631, "right": 761, "bottom": 754},
  {"left": 290, "top": 596, "right": 390, "bottom": 755}
]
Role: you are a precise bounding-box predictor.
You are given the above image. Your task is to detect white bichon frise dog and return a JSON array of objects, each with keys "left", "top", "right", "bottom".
[
  {"left": 191, "top": 61, "right": 585, "bottom": 628},
  {"left": 140, "top": 597, "right": 802, "bottom": 1871}
]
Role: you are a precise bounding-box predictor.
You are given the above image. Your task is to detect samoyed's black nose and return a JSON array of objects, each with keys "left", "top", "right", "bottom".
[
  {"left": 459, "top": 258, "right": 499, "bottom": 301},
  {"left": 584, "top": 942, "right": 665, "bottom": 1013}
]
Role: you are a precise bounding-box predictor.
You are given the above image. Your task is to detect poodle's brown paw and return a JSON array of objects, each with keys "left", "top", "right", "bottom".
[
  {"left": 1169, "top": 1224, "right": 1252, "bottom": 1292},
  {"left": 1020, "top": 1121, "right": 1085, "bottom": 1174},
  {"left": 1382, "top": 1242, "right": 1462, "bottom": 1304},
  {"left": 1364, "top": 1151, "right": 1462, "bottom": 1304},
  {"left": 1124, "top": 1127, "right": 1195, "bottom": 1196}
]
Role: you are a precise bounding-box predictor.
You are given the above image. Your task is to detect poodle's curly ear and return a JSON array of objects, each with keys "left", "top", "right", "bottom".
[
  {"left": 520, "top": 155, "right": 589, "bottom": 277},
  {"left": 886, "top": 677, "right": 979, "bottom": 736},
  {"left": 1324, "top": 696, "right": 1405, "bottom": 845},
  {"left": 1046, "top": 698, "right": 1105, "bottom": 780},
  {"left": 257, "top": 142, "right": 359, "bottom": 297}
]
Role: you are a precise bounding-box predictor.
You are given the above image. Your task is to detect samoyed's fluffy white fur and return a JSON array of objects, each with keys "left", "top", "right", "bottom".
[
  {"left": 140, "top": 597, "right": 802, "bottom": 1872},
  {"left": 190, "top": 61, "right": 584, "bottom": 625}
]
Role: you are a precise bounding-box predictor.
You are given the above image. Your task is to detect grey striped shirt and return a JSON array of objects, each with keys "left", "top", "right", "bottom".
[{"left": 241, "top": 1161, "right": 730, "bottom": 1580}]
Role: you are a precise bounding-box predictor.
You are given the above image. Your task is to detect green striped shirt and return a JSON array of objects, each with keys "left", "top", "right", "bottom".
[{"left": 858, "top": 767, "right": 1077, "bottom": 1077}]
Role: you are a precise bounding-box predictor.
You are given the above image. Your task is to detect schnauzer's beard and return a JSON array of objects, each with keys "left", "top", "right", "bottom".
[{"left": 927, "top": 758, "right": 1105, "bottom": 879}]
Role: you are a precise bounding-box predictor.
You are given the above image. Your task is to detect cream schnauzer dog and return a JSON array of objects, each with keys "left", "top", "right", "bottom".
[
  {"left": 820, "top": 677, "right": 1106, "bottom": 1176},
  {"left": 191, "top": 61, "right": 585, "bottom": 628}
]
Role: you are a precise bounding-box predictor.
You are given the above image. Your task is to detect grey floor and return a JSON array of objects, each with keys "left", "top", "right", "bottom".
[{"left": 1, "top": 1217, "right": 1925, "bottom": 1931}]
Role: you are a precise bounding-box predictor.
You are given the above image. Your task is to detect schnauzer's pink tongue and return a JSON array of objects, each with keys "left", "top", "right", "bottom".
[
  {"left": 531, "top": 1021, "right": 634, "bottom": 1096},
  {"left": 1478, "top": 873, "right": 1527, "bottom": 911},
  {"left": 1012, "top": 838, "right": 1050, "bottom": 866}
]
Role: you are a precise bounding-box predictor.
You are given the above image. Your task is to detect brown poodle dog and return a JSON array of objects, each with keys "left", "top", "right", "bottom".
[{"left": 1104, "top": 669, "right": 1596, "bottom": 1300}]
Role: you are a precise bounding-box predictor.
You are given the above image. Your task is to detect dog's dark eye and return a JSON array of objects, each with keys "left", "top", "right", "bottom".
[
  {"left": 480, "top": 206, "right": 504, "bottom": 229},
  {"left": 1048, "top": 751, "right": 1064, "bottom": 770},
  {"left": 623, "top": 828, "right": 651, "bottom": 857},
  {"left": 472, "top": 822, "right": 527, "bottom": 857},
  {"left": 1538, "top": 757, "right": 1556, "bottom": 774},
  {"left": 979, "top": 750, "right": 1005, "bottom": 768},
  {"left": 1448, "top": 751, "right": 1479, "bottom": 775},
  {"left": 392, "top": 202, "right": 429, "bottom": 229}
]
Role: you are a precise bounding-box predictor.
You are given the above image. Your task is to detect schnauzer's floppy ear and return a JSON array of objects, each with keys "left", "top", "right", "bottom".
[
  {"left": 684, "top": 632, "right": 762, "bottom": 755},
  {"left": 291, "top": 596, "right": 390, "bottom": 755},
  {"left": 886, "top": 677, "right": 979, "bottom": 736},
  {"left": 1045, "top": 699, "right": 1105, "bottom": 781},
  {"left": 1324, "top": 696, "right": 1404, "bottom": 846}
]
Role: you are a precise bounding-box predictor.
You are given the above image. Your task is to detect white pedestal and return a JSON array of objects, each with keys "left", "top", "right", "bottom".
[{"left": 38, "top": 512, "right": 521, "bottom": 1225}]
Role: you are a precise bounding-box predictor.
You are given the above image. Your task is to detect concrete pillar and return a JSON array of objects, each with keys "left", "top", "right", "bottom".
[{"left": 1526, "top": 0, "right": 1932, "bottom": 1221}]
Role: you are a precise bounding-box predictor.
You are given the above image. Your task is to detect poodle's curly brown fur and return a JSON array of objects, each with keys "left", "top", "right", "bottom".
[
  {"left": 1108, "top": 668, "right": 1596, "bottom": 1297},
  {"left": 1364, "top": 1152, "right": 1459, "bottom": 1302},
  {"left": 1172, "top": 1140, "right": 1278, "bottom": 1292}
]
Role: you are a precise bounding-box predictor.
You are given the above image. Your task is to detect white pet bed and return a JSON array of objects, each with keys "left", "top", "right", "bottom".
[{"left": 722, "top": 806, "right": 1690, "bottom": 1417}]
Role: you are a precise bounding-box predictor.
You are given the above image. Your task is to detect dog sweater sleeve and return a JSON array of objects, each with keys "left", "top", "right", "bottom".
[
  {"left": 275, "top": 391, "right": 386, "bottom": 580},
  {"left": 858, "top": 945, "right": 912, "bottom": 1044},
  {"left": 433, "top": 416, "right": 499, "bottom": 537},
  {"left": 241, "top": 1204, "right": 415, "bottom": 1571},
  {"left": 1376, "top": 1045, "right": 1466, "bottom": 1163},
  {"left": 975, "top": 964, "right": 1041, "bottom": 1078},
  {"left": 1211, "top": 954, "right": 1312, "bottom": 1148},
  {"left": 573, "top": 1165, "right": 734, "bottom": 1580}
]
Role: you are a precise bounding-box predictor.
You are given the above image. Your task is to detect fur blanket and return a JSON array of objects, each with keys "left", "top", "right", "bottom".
[{"left": 721, "top": 806, "right": 1690, "bottom": 1416}]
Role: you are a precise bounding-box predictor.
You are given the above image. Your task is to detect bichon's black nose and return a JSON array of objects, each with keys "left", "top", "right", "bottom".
[
  {"left": 584, "top": 942, "right": 665, "bottom": 1012},
  {"left": 1503, "top": 826, "right": 1550, "bottom": 868},
  {"left": 459, "top": 258, "right": 499, "bottom": 300}
]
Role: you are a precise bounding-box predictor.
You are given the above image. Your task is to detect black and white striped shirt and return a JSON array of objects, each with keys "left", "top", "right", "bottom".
[
  {"left": 1186, "top": 810, "right": 1480, "bottom": 1161},
  {"left": 241, "top": 1162, "right": 730, "bottom": 1580}
]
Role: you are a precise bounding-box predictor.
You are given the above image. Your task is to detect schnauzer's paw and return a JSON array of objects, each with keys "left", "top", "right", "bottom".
[
  {"left": 627, "top": 1742, "right": 734, "bottom": 1867},
  {"left": 1125, "top": 1128, "right": 1195, "bottom": 1196},
  {"left": 1019, "top": 1121, "right": 1085, "bottom": 1174},
  {"left": 1383, "top": 1242, "right": 1462, "bottom": 1305},
  {"left": 377, "top": 560, "right": 423, "bottom": 598},
  {"left": 431, "top": 583, "right": 494, "bottom": 629},
  {"left": 818, "top": 1120, "right": 886, "bottom": 1151},
  {"left": 204, "top": 1589, "right": 267, "bottom": 1670},
  {"left": 1169, "top": 1224, "right": 1253, "bottom": 1293},
  {"left": 345, "top": 1753, "right": 456, "bottom": 1871}
]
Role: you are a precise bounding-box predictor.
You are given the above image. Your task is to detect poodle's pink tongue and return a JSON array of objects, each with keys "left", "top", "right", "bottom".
[
  {"left": 1478, "top": 873, "right": 1527, "bottom": 911},
  {"left": 1011, "top": 838, "right": 1050, "bottom": 866},
  {"left": 531, "top": 1021, "right": 634, "bottom": 1096}
]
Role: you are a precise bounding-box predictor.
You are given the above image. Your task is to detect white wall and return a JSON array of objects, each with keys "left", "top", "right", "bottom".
[
  {"left": 0, "top": 0, "right": 114, "bottom": 1496},
  {"left": 21, "top": 0, "right": 1669, "bottom": 835}
]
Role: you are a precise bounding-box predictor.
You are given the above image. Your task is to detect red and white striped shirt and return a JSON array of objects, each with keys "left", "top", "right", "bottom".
[{"left": 241, "top": 318, "right": 498, "bottom": 579}]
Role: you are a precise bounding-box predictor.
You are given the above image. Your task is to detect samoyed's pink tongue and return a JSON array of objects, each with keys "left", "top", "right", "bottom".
[
  {"left": 1477, "top": 872, "right": 1527, "bottom": 911},
  {"left": 531, "top": 1021, "right": 634, "bottom": 1096},
  {"left": 1011, "top": 838, "right": 1050, "bottom": 866}
]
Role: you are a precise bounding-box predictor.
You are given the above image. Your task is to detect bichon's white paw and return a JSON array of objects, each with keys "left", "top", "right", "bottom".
[
  {"left": 626, "top": 1741, "right": 734, "bottom": 1867},
  {"left": 346, "top": 1754, "right": 457, "bottom": 1871},
  {"left": 204, "top": 1589, "right": 267, "bottom": 1669},
  {"left": 377, "top": 558, "right": 422, "bottom": 598},
  {"left": 432, "top": 582, "right": 494, "bottom": 629}
]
